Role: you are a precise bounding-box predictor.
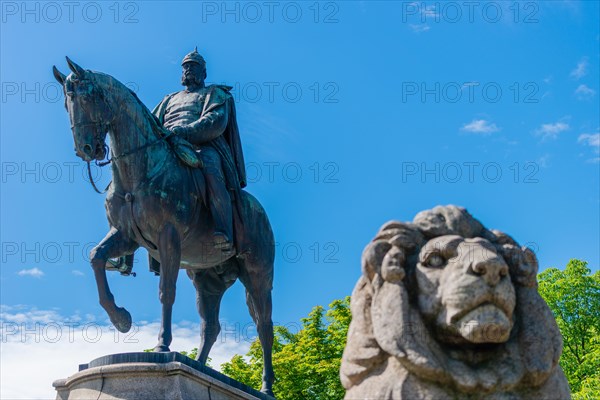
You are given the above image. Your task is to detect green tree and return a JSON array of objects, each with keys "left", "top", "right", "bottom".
[
  {"left": 221, "top": 297, "right": 351, "bottom": 399},
  {"left": 538, "top": 259, "right": 600, "bottom": 400}
]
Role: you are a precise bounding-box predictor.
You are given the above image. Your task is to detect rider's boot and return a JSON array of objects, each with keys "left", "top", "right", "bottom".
[{"left": 205, "top": 173, "right": 234, "bottom": 253}]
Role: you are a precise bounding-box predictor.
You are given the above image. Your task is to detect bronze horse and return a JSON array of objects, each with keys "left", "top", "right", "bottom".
[{"left": 53, "top": 58, "right": 275, "bottom": 395}]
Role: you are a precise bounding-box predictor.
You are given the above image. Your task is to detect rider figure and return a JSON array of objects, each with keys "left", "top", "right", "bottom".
[{"left": 153, "top": 48, "right": 246, "bottom": 252}]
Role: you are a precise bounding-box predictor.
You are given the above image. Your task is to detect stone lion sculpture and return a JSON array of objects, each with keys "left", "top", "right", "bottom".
[{"left": 340, "top": 205, "right": 570, "bottom": 400}]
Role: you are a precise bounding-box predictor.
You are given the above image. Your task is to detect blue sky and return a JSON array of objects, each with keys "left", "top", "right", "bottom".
[{"left": 1, "top": 1, "right": 599, "bottom": 397}]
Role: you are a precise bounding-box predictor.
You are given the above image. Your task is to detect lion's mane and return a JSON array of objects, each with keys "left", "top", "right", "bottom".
[{"left": 340, "top": 205, "right": 569, "bottom": 399}]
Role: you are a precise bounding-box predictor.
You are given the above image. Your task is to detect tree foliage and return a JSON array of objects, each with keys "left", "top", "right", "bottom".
[
  {"left": 538, "top": 259, "right": 600, "bottom": 400},
  {"left": 221, "top": 297, "right": 351, "bottom": 399}
]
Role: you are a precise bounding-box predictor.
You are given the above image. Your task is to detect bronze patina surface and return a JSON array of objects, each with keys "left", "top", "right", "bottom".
[{"left": 53, "top": 52, "right": 275, "bottom": 395}]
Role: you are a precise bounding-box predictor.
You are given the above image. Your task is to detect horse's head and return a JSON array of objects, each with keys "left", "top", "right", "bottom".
[{"left": 53, "top": 58, "right": 111, "bottom": 161}]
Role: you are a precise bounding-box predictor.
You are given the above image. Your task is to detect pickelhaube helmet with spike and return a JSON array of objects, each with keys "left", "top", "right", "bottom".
[{"left": 181, "top": 47, "right": 206, "bottom": 67}]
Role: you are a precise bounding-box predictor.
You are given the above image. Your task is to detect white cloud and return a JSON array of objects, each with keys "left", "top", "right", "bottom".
[
  {"left": 17, "top": 268, "right": 44, "bottom": 278},
  {"left": 570, "top": 58, "right": 589, "bottom": 79},
  {"left": 537, "top": 154, "right": 551, "bottom": 168},
  {"left": 575, "top": 84, "right": 596, "bottom": 100},
  {"left": 1, "top": 306, "right": 64, "bottom": 324},
  {"left": 460, "top": 119, "right": 500, "bottom": 135},
  {"left": 409, "top": 24, "right": 430, "bottom": 33},
  {"left": 534, "top": 121, "right": 570, "bottom": 140},
  {"left": 578, "top": 133, "right": 600, "bottom": 149},
  {"left": 71, "top": 270, "right": 85, "bottom": 277},
  {"left": 578, "top": 132, "right": 600, "bottom": 163},
  {"left": 0, "top": 306, "right": 251, "bottom": 399}
]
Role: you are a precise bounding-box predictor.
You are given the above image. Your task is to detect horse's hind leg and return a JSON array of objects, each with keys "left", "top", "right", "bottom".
[
  {"left": 188, "top": 259, "right": 237, "bottom": 364},
  {"left": 154, "top": 223, "right": 181, "bottom": 352},
  {"left": 90, "top": 228, "right": 138, "bottom": 333},
  {"left": 239, "top": 258, "right": 275, "bottom": 395}
]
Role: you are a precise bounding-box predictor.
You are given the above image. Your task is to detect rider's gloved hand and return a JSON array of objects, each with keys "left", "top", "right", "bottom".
[
  {"left": 164, "top": 126, "right": 203, "bottom": 169},
  {"left": 169, "top": 125, "right": 190, "bottom": 140}
]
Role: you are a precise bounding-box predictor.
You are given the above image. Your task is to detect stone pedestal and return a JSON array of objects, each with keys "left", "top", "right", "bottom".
[{"left": 53, "top": 352, "right": 273, "bottom": 400}]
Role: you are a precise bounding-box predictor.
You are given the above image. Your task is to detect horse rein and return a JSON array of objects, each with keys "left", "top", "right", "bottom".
[
  {"left": 87, "top": 159, "right": 111, "bottom": 194},
  {"left": 85, "top": 136, "right": 167, "bottom": 194}
]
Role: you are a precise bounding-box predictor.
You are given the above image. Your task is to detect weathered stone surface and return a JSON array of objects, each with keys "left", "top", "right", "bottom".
[
  {"left": 340, "top": 205, "right": 571, "bottom": 400},
  {"left": 53, "top": 352, "right": 273, "bottom": 400}
]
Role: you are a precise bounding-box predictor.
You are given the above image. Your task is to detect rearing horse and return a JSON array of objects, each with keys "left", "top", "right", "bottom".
[{"left": 53, "top": 57, "right": 275, "bottom": 395}]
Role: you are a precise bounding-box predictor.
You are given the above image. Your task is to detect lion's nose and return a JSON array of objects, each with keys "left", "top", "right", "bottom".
[{"left": 469, "top": 257, "right": 508, "bottom": 286}]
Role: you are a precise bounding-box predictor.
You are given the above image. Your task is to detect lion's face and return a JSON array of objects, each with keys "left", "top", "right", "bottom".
[{"left": 415, "top": 235, "right": 516, "bottom": 344}]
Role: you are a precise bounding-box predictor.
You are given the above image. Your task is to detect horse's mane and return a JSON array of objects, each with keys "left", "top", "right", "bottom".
[{"left": 89, "top": 71, "right": 166, "bottom": 138}]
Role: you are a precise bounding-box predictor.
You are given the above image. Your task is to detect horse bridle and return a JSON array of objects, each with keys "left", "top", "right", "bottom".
[
  {"left": 70, "top": 89, "right": 166, "bottom": 194},
  {"left": 71, "top": 111, "right": 113, "bottom": 193}
]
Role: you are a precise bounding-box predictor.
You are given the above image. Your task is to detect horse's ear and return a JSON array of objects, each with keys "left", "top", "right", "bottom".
[
  {"left": 66, "top": 56, "right": 86, "bottom": 78},
  {"left": 52, "top": 66, "right": 66, "bottom": 85}
]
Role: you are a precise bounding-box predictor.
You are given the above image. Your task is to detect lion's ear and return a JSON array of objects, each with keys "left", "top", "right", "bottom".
[
  {"left": 362, "top": 240, "right": 409, "bottom": 285},
  {"left": 381, "top": 246, "right": 406, "bottom": 283},
  {"left": 361, "top": 240, "right": 391, "bottom": 284},
  {"left": 519, "top": 246, "right": 539, "bottom": 285},
  {"left": 364, "top": 223, "right": 424, "bottom": 285},
  {"left": 496, "top": 240, "right": 538, "bottom": 287}
]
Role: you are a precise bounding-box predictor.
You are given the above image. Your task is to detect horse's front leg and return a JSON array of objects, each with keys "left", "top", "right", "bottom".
[
  {"left": 90, "top": 228, "right": 138, "bottom": 333},
  {"left": 154, "top": 223, "right": 181, "bottom": 352}
]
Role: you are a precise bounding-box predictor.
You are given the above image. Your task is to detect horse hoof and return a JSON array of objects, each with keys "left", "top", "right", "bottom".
[
  {"left": 111, "top": 307, "right": 132, "bottom": 333},
  {"left": 153, "top": 345, "right": 170, "bottom": 352}
]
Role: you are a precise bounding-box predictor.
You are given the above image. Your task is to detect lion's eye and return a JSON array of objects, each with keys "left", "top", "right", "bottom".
[{"left": 426, "top": 254, "right": 445, "bottom": 268}]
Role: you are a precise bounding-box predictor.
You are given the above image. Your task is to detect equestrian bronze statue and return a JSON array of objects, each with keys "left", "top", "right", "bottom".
[{"left": 52, "top": 51, "right": 275, "bottom": 395}]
